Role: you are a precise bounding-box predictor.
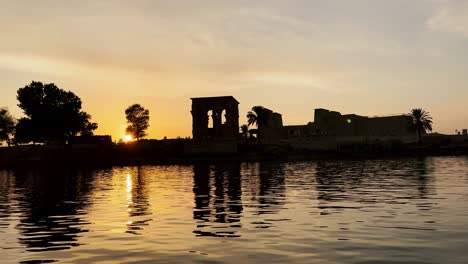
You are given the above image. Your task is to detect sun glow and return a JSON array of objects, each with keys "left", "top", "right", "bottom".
[{"left": 124, "top": 134, "right": 133, "bottom": 142}]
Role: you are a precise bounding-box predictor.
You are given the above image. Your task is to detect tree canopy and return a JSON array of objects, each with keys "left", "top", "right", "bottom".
[
  {"left": 125, "top": 104, "right": 150, "bottom": 141},
  {"left": 0, "top": 108, "right": 16, "bottom": 146},
  {"left": 15, "top": 81, "right": 98, "bottom": 143}
]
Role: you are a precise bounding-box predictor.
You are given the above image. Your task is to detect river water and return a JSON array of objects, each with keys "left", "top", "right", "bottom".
[{"left": 1, "top": 156, "right": 468, "bottom": 263}]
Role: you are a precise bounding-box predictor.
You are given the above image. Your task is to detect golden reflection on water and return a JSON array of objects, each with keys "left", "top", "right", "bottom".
[
  {"left": 126, "top": 172, "right": 133, "bottom": 228},
  {"left": 126, "top": 172, "right": 133, "bottom": 213},
  {"left": 1, "top": 157, "right": 468, "bottom": 263}
]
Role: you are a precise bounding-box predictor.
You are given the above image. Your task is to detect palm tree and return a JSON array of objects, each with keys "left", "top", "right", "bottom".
[
  {"left": 240, "top": 124, "right": 249, "bottom": 143},
  {"left": 247, "top": 106, "right": 268, "bottom": 143},
  {"left": 410, "top": 108, "right": 433, "bottom": 143}
]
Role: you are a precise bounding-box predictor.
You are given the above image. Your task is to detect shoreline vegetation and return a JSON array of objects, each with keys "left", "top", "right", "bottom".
[
  {"left": 1, "top": 139, "right": 467, "bottom": 168},
  {"left": 2, "top": 81, "right": 467, "bottom": 168}
]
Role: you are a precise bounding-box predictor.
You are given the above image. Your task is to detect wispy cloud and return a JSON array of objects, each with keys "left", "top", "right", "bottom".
[
  {"left": 0, "top": 0, "right": 467, "bottom": 137},
  {"left": 427, "top": 1, "right": 468, "bottom": 38}
]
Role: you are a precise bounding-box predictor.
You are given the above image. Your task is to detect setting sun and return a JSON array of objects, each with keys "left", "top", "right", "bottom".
[{"left": 124, "top": 135, "right": 133, "bottom": 142}]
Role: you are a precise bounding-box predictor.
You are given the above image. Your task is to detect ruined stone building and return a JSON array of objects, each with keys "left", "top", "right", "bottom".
[
  {"left": 254, "top": 107, "right": 417, "bottom": 150},
  {"left": 283, "top": 108, "right": 415, "bottom": 138},
  {"left": 256, "top": 108, "right": 283, "bottom": 144},
  {"left": 187, "top": 96, "right": 418, "bottom": 152},
  {"left": 189, "top": 96, "right": 239, "bottom": 153},
  {"left": 280, "top": 108, "right": 417, "bottom": 150}
]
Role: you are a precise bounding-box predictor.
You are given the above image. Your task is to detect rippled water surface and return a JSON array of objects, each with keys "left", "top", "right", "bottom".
[{"left": 1, "top": 156, "right": 468, "bottom": 263}]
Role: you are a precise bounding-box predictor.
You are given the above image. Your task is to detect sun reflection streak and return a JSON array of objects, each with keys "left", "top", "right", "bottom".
[{"left": 126, "top": 173, "right": 133, "bottom": 210}]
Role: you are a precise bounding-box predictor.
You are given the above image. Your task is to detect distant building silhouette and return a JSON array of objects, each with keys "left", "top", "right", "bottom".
[
  {"left": 256, "top": 108, "right": 283, "bottom": 144},
  {"left": 281, "top": 108, "right": 417, "bottom": 150},
  {"left": 188, "top": 96, "right": 239, "bottom": 153},
  {"left": 187, "top": 96, "right": 420, "bottom": 152},
  {"left": 247, "top": 106, "right": 418, "bottom": 150}
]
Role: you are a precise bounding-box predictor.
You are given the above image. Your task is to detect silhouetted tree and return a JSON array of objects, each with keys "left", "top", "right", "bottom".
[
  {"left": 410, "top": 108, "right": 433, "bottom": 143},
  {"left": 240, "top": 124, "right": 249, "bottom": 142},
  {"left": 247, "top": 106, "right": 267, "bottom": 143},
  {"left": 81, "top": 113, "right": 99, "bottom": 136},
  {"left": 0, "top": 108, "right": 16, "bottom": 147},
  {"left": 14, "top": 118, "right": 34, "bottom": 145},
  {"left": 125, "top": 104, "right": 150, "bottom": 141},
  {"left": 15, "top": 81, "right": 98, "bottom": 144}
]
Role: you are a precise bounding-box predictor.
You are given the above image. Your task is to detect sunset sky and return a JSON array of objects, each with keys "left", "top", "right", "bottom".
[{"left": 1, "top": 0, "right": 467, "bottom": 140}]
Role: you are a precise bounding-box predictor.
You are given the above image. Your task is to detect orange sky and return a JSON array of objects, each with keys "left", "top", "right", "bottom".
[{"left": 1, "top": 0, "right": 468, "bottom": 141}]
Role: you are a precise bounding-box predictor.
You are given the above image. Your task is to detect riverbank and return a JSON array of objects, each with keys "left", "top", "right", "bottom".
[{"left": 1, "top": 141, "right": 467, "bottom": 168}]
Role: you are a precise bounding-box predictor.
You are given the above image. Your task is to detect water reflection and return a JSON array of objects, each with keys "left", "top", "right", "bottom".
[
  {"left": 257, "top": 162, "right": 286, "bottom": 216},
  {"left": 126, "top": 167, "right": 152, "bottom": 235},
  {"left": 0, "top": 170, "right": 12, "bottom": 231},
  {"left": 13, "top": 168, "right": 96, "bottom": 252},
  {"left": 315, "top": 158, "right": 435, "bottom": 214},
  {"left": 192, "top": 162, "right": 289, "bottom": 235},
  {"left": 1, "top": 157, "right": 466, "bottom": 264},
  {"left": 192, "top": 162, "right": 243, "bottom": 237}
]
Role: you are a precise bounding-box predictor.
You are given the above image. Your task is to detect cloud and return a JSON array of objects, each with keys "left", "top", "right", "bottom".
[
  {"left": 1, "top": 0, "right": 467, "bottom": 136},
  {"left": 427, "top": 1, "right": 468, "bottom": 38}
]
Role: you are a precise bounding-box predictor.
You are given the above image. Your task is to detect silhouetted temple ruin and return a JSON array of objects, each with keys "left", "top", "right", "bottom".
[
  {"left": 281, "top": 108, "right": 417, "bottom": 150},
  {"left": 186, "top": 95, "right": 421, "bottom": 154},
  {"left": 189, "top": 96, "right": 239, "bottom": 153},
  {"left": 191, "top": 96, "right": 239, "bottom": 141}
]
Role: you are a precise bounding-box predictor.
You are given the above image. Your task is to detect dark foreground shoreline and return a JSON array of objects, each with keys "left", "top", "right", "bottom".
[{"left": 1, "top": 143, "right": 467, "bottom": 169}]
